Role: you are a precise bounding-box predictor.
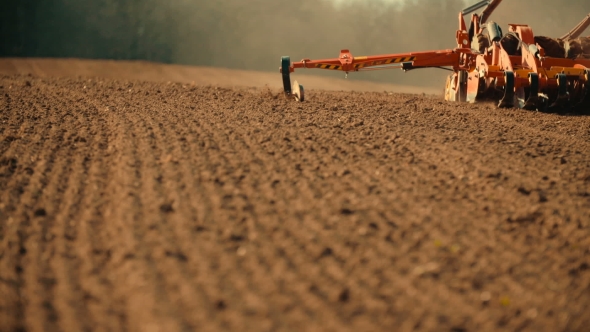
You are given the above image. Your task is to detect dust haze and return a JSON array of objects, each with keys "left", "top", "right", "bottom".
[
  {"left": 2, "top": 0, "right": 589, "bottom": 89},
  {"left": 173, "top": 0, "right": 590, "bottom": 88}
]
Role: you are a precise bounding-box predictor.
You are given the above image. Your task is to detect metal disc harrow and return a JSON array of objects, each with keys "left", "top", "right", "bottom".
[{"left": 279, "top": 0, "right": 590, "bottom": 114}]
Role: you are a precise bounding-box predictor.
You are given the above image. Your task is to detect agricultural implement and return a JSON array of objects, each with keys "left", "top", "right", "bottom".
[{"left": 279, "top": 0, "right": 590, "bottom": 113}]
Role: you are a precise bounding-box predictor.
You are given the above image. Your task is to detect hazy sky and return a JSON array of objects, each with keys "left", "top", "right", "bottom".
[
  {"left": 330, "top": 0, "right": 408, "bottom": 7},
  {"left": 330, "top": 0, "right": 471, "bottom": 6},
  {"left": 331, "top": 0, "right": 403, "bottom": 3}
]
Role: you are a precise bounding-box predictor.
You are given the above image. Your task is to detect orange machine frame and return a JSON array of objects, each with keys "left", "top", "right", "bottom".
[{"left": 280, "top": 0, "right": 590, "bottom": 112}]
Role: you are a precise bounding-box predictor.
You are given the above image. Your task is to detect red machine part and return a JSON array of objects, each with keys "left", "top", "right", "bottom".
[{"left": 279, "top": 0, "right": 590, "bottom": 113}]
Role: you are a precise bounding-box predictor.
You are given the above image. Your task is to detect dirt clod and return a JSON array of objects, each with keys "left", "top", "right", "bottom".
[
  {"left": 159, "top": 203, "right": 174, "bottom": 213},
  {"left": 34, "top": 208, "right": 47, "bottom": 217}
]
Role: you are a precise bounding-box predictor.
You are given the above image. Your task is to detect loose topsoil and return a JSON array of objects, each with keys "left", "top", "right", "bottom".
[{"left": 0, "top": 65, "right": 589, "bottom": 332}]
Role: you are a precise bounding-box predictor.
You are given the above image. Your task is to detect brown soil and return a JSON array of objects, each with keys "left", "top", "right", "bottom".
[
  {"left": 0, "top": 58, "right": 441, "bottom": 95},
  {"left": 0, "top": 60, "right": 589, "bottom": 332}
]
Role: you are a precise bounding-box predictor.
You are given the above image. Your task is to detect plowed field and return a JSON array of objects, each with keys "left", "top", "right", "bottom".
[{"left": 1, "top": 60, "right": 589, "bottom": 332}]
